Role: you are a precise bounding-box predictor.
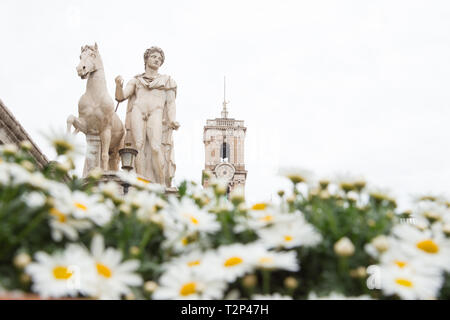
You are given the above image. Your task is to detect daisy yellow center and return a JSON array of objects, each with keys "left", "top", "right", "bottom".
[
  {"left": 252, "top": 203, "right": 267, "bottom": 210},
  {"left": 284, "top": 235, "right": 293, "bottom": 242},
  {"left": 260, "top": 215, "right": 273, "bottom": 222},
  {"left": 53, "top": 266, "right": 72, "bottom": 280},
  {"left": 224, "top": 256, "right": 243, "bottom": 267},
  {"left": 50, "top": 208, "right": 66, "bottom": 223},
  {"left": 189, "top": 215, "right": 199, "bottom": 225},
  {"left": 395, "top": 278, "right": 413, "bottom": 288},
  {"left": 259, "top": 257, "right": 274, "bottom": 264},
  {"left": 416, "top": 239, "right": 439, "bottom": 254},
  {"left": 54, "top": 140, "right": 73, "bottom": 151},
  {"left": 96, "top": 263, "right": 112, "bottom": 278},
  {"left": 137, "top": 177, "right": 150, "bottom": 184},
  {"left": 187, "top": 260, "right": 201, "bottom": 267},
  {"left": 74, "top": 202, "right": 87, "bottom": 211},
  {"left": 394, "top": 260, "right": 407, "bottom": 268},
  {"left": 181, "top": 237, "right": 188, "bottom": 246},
  {"left": 180, "top": 282, "right": 197, "bottom": 296}
]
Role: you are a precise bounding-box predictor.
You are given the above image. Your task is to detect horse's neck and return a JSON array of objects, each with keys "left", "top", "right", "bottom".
[{"left": 86, "top": 61, "right": 107, "bottom": 98}]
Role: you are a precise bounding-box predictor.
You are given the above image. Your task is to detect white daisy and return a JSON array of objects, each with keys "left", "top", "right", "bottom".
[
  {"left": 96, "top": 181, "right": 122, "bottom": 200},
  {"left": 169, "top": 235, "right": 202, "bottom": 254},
  {"left": 124, "top": 189, "right": 166, "bottom": 222},
  {"left": 153, "top": 264, "right": 226, "bottom": 300},
  {"left": 379, "top": 245, "right": 443, "bottom": 277},
  {"left": 89, "top": 234, "right": 143, "bottom": 300},
  {"left": 0, "top": 163, "right": 9, "bottom": 185},
  {"left": 42, "top": 127, "right": 83, "bottom": 158},
  {"left": 235, "top": 203, "right": 295, "bottom": 232},
  {"left": 205, "top": 243, "right": 259, "bottom": 283},
  {"left": 367, "top": 186, "right": 397, "bottom": 204},
  {"left": 70, "top": 191, "right": 113, "bottom": 226},
  {"left": 162, "top": 197, "right": 220, "bottom": 234},
  {"left": 27, "top": 172, "right": 52, "bottom": 190},
  {"left": 413, "top": 200, "right": 450, "bottom": 224},
  {"left": 364, "top": 235, "right": 393, "bottom": 259},
  {"left": 46, "top": 180, "right": 72, "bottom": 202},
  {"left": 0, "top": 143, "right": 18, "bottom": 155},
  {"left": 392, "top": 224, "right": 450, "bottom": 272},
  {"left": 23, "top": 191, "right": 46, "bottom": 208},
  {"left": 190, "top": 184, "right": 215, "bottom": 207},
  {"left": 25, "top": 245, "right": 96, "bottom": 298},
  {"left": 252, "top": 249, "right": 300, "bottom": 272},
  {"left": 378, "top": 263, "right": 443, "bottom": 300},
  {"left": 278, "top": 167, "right": 314, "bottom": 184},
  {"left": 206, "top": 196, "right": 234, "bottom": 213},
  {"left": 256, "top": 212, "right": 322, "bottom": 249},
  {"left": 161, "top": 220, "right": 202, "bottom": 254},
  {"left": 332, "top": 173, "right": 366, "bottom": 193},
  {"left": 48, "top": 206, "right": 93, "bottom": 242},
  {"left": 165, "top": 250, "right": 210, "bottom": 270},
  {"left": 5, "top": 163, "right": 32, "bottom": 186},
  {"left": 116, "top": 171, "right": 165, "bottom": 192},
  {"left": 208, "top": 176, "right": 229, "bottom": 195}
]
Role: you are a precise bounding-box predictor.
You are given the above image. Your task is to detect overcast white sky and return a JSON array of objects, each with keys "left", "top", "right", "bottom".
[{"left": 1, "top": 0, "right": 450, "bottom": 209}]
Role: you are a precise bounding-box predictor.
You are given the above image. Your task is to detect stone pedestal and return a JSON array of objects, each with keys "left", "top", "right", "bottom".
[{"left": 82, "top": 134, "right": 101, "bottom": 178}]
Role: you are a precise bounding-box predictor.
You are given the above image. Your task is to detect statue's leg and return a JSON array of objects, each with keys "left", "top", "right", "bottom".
[
  {"left": 66, "top": 115, "right": 74, "bottom": 133},
  {"left": 131, "top": 108, "right": 146, "bottom": 175},
  {"left": 67, "top": 116, "right": 87, "bottom": 134},
  {"left": 100, "top": 126, "right": 111, "bottom": 170},
  {"left": 147, "top": 109, "right": 165, "bottom": 185}
]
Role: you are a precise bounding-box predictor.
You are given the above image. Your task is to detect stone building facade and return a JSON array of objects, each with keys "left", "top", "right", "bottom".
[
  {"left": 202, "top": 101, "right": 247, "bottom": 196},
  {"left": 0, "top": 99, "right": 48, "bottom": 168}
]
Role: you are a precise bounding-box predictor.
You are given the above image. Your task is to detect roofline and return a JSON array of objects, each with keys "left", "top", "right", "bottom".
[{"left": 0, "top": 98, "right": 49, "bottom": 168}]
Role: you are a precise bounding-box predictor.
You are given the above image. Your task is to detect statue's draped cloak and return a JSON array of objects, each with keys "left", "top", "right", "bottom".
[{"left": 125, "top": 73, "right": 177, "bottom": 185}]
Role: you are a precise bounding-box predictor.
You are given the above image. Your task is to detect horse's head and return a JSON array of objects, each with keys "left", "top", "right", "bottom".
[{"left": 77, "top": 43, "right": 101, "bottom": 79}]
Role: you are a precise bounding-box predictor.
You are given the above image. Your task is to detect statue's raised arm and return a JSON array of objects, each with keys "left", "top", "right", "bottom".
[{"left": 115, "top": 76, "right": 136, "bottom": 102}]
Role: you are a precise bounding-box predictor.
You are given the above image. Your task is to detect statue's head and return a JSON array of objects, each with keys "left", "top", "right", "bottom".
[
  {"left": 77, "top": 43, "right": 100, "bottom": 79},
  {"left": 144, "top": 46, "right": 165, "bottom": 70}
]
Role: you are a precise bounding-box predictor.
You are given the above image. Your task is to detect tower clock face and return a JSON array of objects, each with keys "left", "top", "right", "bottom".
[{"left": 215, "top": 163, "right": 235, "bottom": 180}]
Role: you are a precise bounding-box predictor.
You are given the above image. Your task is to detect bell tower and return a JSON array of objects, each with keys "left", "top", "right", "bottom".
[{"left": 202, "top": 78, "right": 247, "bottom": 196}]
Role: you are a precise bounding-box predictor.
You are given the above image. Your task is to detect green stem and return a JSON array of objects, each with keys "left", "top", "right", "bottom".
[
  {"left": 14, "top": 210, "right": 48, "bottom": 244},
  {"left": 0, "top": 209, "right": 48, "bottom": 259},
  {"left": 262, "top": 269, "right": 271, "bottom": 294},
  {"left": 220, "top": 211, "right": 232, "bottom": 243},
  {"left": 139, "top": 227, "right": 153, "bottom": 254},
  {"left": 338, "top": 257, "right": 349, "bottom": 278}
]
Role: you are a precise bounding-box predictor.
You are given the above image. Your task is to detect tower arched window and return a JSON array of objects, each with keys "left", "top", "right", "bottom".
[{"left": 220, "top": 142, "right": 230, "bottom": 161}]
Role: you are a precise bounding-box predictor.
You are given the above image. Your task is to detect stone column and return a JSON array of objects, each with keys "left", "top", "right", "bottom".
[{"left": 82, "top": 134, "right": 101, "bottom": 177}]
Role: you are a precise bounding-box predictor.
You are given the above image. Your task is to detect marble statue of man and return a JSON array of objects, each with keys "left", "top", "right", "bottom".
[{"left": 115, "top": 46, "right": 179, "bottom": 186}]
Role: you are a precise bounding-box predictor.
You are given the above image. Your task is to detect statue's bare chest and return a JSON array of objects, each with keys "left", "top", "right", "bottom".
[{"left": 133, "top": 87, "right": 167, "bottom": 111}]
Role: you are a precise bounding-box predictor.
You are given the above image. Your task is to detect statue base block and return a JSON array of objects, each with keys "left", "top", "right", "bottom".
[{"left": 82, "top": 134, "right": 101, "bottom": 178}]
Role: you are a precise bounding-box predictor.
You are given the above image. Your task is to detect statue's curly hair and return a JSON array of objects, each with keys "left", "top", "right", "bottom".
[{"left": 144, "top": 46, "right": 165, "bottom": 67}]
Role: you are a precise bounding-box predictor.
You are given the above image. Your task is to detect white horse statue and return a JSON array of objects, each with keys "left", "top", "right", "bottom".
[{"left": 67, "top": 43, "right": 125, "bottom": 172}]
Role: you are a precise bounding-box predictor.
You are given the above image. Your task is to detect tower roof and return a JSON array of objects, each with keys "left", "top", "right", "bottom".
[{"left": 221, "top": 100, "right": 229, "bottom": 118}]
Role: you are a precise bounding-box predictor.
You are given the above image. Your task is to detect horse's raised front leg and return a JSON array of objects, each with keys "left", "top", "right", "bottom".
[
  {"left": 66, "top": 115, "right": 86, "bottom": 134},
  {"left": 100, "top": 127, "right": 112, "bottom": 170}
]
